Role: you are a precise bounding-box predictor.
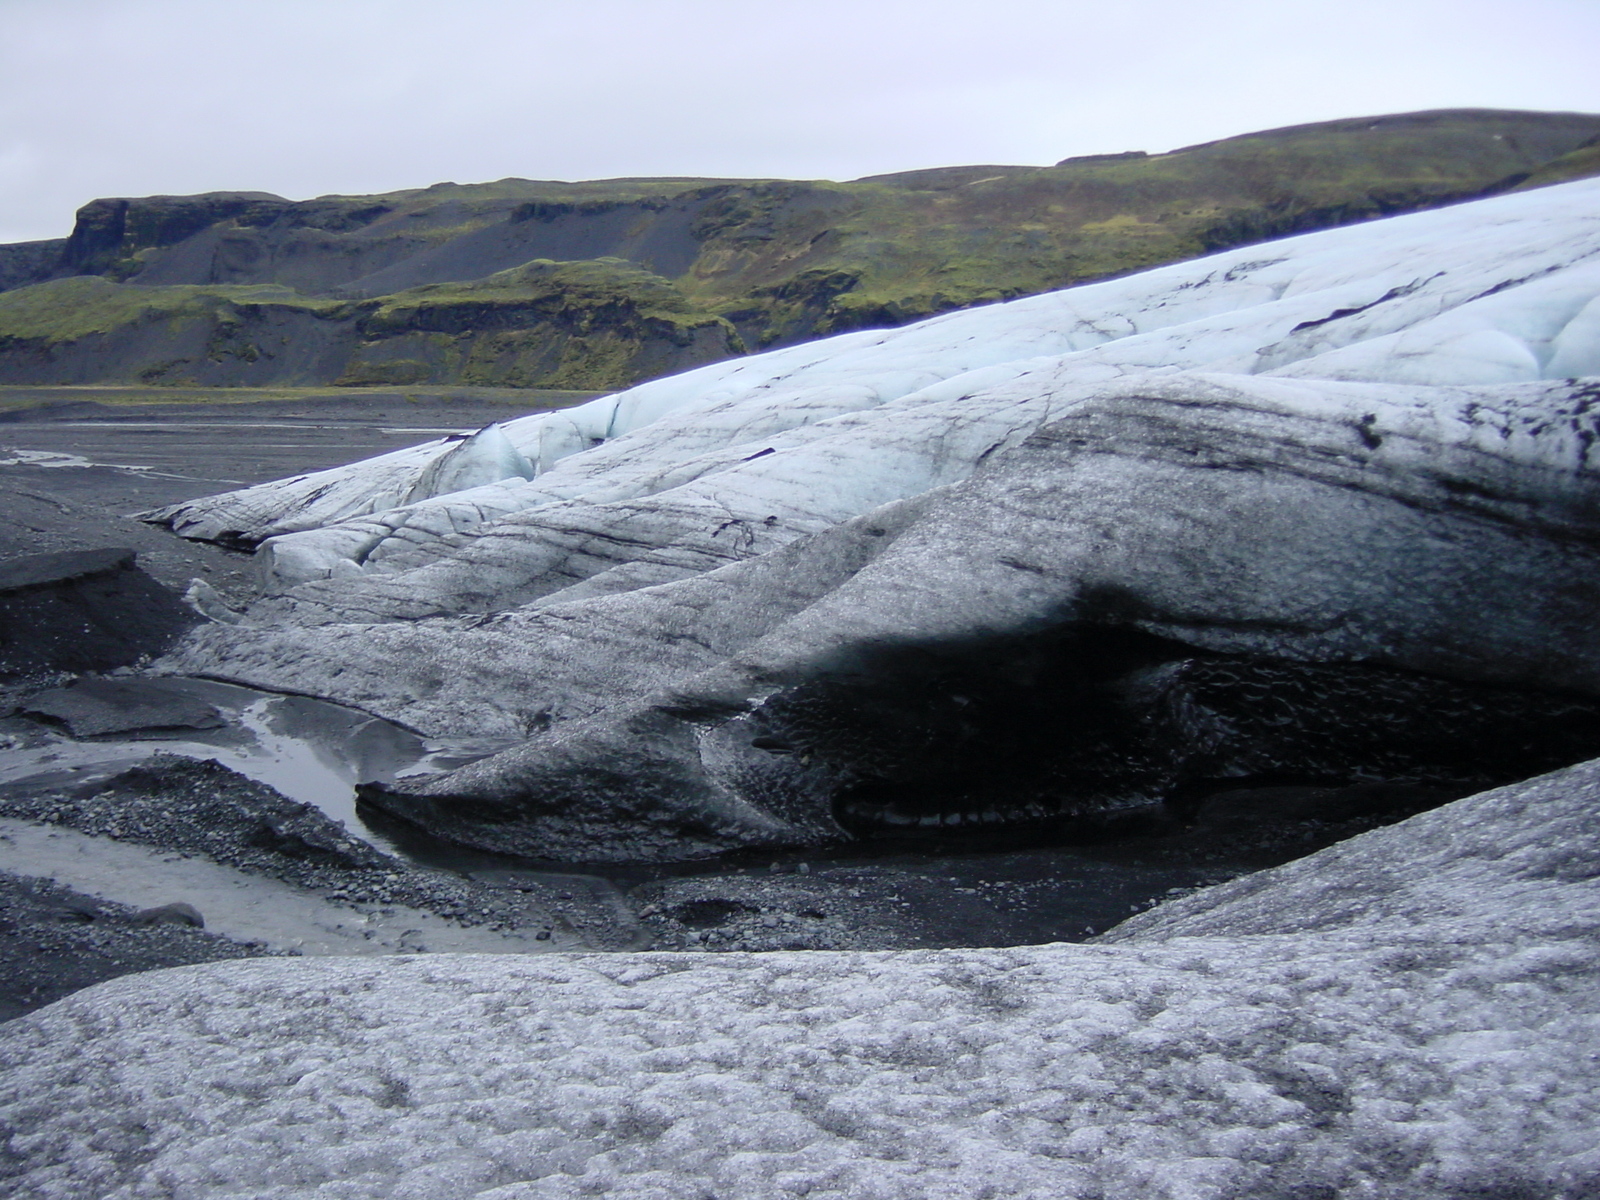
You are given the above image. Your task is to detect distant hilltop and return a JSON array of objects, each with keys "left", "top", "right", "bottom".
[{"left": 0, "top": 107, "right": 1596, "bottom": 392}]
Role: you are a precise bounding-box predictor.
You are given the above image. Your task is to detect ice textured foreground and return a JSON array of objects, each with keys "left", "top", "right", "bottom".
[{"left": 4, "top": 760, "right": 1599, "bottom": 1199}]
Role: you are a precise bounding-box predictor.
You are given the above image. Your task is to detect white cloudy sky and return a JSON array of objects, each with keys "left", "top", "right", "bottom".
[{"left": 2, "top": 0, "right": 1598, "bottom": 243}]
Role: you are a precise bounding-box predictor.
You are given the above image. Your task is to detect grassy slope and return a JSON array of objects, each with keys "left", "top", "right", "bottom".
[
  {"left": 0, "top": 264, "right": 739, "bottom": 391},
  {"left": 3, "top": 108, "right": 1598, "bottom": 388},
  {"left": 344, "top": 259, "right": 742, "bottom": 389},
  {"left": 1513, "top": 140, "right": 1600, "bottom": 189},
  {"left": 683, "top": 109, "right": 1600, "bottom": 341},
  {"left": 0, "top": 277, "right": 339, "bottom": 342}
]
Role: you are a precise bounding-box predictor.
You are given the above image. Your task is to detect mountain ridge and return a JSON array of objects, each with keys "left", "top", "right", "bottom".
[{"left": 2, "top": 106, "right": 1597, "bottom": 391}]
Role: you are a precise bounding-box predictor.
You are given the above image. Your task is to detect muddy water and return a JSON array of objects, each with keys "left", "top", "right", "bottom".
[
  {"left": 0, "top": 819, "right": 581, "bottom": 956},
  {"left": 0, "top": 679, "right": 511, "bottom": 860},
  {"left": 1, "top": 681, "right": 1230, "bottom": 948}
]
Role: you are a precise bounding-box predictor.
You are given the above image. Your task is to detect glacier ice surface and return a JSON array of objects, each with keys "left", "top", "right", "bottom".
[{"left": 4, "top": 760, "right": 1598, "bottom": 1198}]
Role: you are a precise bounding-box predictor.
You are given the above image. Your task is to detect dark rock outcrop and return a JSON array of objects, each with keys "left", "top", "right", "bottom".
[
  {"left": 0, "top": 238, "right": 66, "bottom": 293},
  {"left": 0, "top": 548, "right": 200, "bottom": 680},
  {"left": 21, "top": 677, "right": 225, "bottom": 737}
]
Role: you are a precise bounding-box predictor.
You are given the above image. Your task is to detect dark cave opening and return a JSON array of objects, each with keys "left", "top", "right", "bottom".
[{"left": 745, "top": 625, "right": 1600, "bottom": 850}]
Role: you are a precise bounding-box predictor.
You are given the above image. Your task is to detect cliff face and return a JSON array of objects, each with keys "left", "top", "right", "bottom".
[
  {"left": 2, "top": 107, "right": 1597, "bottom": 390},
  {"left": 0, "top": 261, "right": 741, "bottom": 389}
]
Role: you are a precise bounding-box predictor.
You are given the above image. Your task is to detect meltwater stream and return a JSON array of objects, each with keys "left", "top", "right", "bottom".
[
  {"left": 0, "top": 679, "right": 628, "bottom": 958},
  {"left": 0, "top": 674, "right": 1238, "bottom": 953},
  {"left": 0, "top": 678, "right": 513, "bottom": 860}
]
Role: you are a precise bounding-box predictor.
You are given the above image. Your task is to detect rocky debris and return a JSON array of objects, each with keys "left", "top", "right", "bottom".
[
  {"left": 3, "top": 759, "right": 1598, "bottom": 1198},
  {"left": 130, "top": 901, "right": 204, "bottom": 927},
  {"left": 631, "top": 871, "right": 941, "bottom": 952},
  {"left": 0, "top": 548, "right": 200, "bottom": 681},
  {"left": 20, "top": 676, "right": 225, "bottom": 737},
  {"left": 624, "top": 856, "right": 1191, "bottom": 952},
  {"left": 631, "top": 774, "right": 1496, "bottom": 954},
  {"left": 0, "top": 754, "right": 567, "bottom": 940},
  {"left": 0, "top": 871, "right": 271, "bottom": 1023},
  {"left": 619, "top": 809, "right": 1469, "bottom": 953}
]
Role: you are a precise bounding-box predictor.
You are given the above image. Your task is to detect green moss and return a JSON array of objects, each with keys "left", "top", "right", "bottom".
[
  {"left": 0, "top": 277, "right": 339, "bottom": 345},
  {"left": 334, "top": 359, "right": 433, "bottom": 387},
  {"left": 677, "top": 109, "right": 1600, "bottom": 343},
  {"left": 334, "top": 258, "right": 742, "bottom": 390},
  {"left": 9, "top": 108, "right": 1599, "bottom": 385},
  {"left": 1513, "top": 141, "right": 1600, "bottom": 190}
]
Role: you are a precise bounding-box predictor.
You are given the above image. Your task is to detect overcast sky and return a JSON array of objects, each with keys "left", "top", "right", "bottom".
[{"left": 2, "top": 0, "right": 1598, "bottom": 244}]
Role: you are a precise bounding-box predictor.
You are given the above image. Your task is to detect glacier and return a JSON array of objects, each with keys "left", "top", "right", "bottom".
[
  {"left": 148, "top": 176, "right": 1600, "bottom": 601},
  {"left": 143, "top": 177, "right": 1600, "bottom": 862},
  {"left": 6, "top": 171, "right": 1600, "bottom": 1200}
]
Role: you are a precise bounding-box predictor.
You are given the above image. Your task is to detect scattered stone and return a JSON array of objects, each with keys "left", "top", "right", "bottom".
[
  {"left": 9, "top": 759, "right": 1600, "bottom": 1195},
  {"left": 131, "top": 902, "right": 204, "bottom": 928},
  {"left": 0, "top": 871, "right": 270, "bottom": 1022},
  {"left": 0, "top": 754, "right": 580, "bottom": 943}
]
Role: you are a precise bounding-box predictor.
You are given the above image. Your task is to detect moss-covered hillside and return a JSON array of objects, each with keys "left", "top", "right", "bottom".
[
  {"left": 1, "top": 107, "right": 1596, "bottom": 390},
  {"left": 0, "top": 262, "right": 739, "bottom": 389}
]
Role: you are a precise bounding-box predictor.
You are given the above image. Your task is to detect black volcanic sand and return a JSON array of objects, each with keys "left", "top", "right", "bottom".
[
  {"left": 0, "top": 387, "right": 613, "bottom": 1018},
  {"left": 0, "top": 753, "right": 645, "bottom": 1020},
  {"left": 0, "top": 755, "right": 623, "bottom": 941},
  {"left": 365, "top": 789, "right": 1442, "bottom": 955}
]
